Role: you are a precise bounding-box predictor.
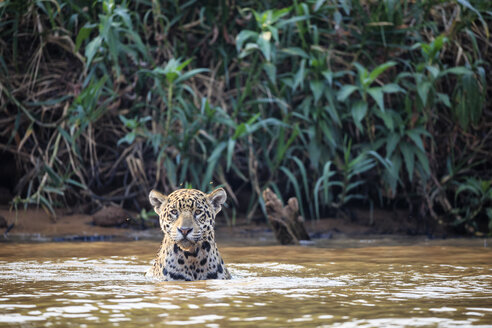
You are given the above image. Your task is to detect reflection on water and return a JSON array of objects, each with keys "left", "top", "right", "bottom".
[{"left": 0, "top": 240, "right": 491, "bottom": 327}]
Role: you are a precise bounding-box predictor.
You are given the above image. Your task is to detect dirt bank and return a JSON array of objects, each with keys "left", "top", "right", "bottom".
[
  {"left": 0, "top": 207, "right": 160, "bottom": 242},
  {"left": 0, "top": 205, "right": 446, "bottom": 243}
]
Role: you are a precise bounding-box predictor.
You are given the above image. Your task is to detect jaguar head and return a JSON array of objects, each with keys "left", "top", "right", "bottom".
[{"left": 149, "top": 188, "right": 226, "bottom": 251}]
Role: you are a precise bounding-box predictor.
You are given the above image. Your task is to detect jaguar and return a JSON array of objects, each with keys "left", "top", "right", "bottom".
[{"left": 146, "top": 188, "right": 231, "bottom": 281}]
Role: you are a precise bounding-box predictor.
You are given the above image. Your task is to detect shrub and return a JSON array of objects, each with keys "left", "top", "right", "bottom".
[{"left": 0, "top": 0, "right": 490, "bottom": 234}]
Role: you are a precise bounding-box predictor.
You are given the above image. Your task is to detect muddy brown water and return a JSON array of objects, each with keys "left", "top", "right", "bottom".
[{"left": 0, "top": 238, "right": 491, "bottom": 327}]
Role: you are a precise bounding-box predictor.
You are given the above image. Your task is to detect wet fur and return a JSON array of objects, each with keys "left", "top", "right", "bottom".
[{"left": 146, "top": 188, "right": 231, "bottom": 281}]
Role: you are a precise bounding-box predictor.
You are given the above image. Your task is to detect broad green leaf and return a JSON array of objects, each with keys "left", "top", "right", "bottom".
[
  {"left": 280, "top": 47, "right": 309, "bottom": 58},
  {"left": 44, "top": 164, "right": 62, "bottom": 185},
  {"left": 238, "top": 43, "right": 258, "bottom": 58},
  {"left": 381, "top": 83, "right": 404, "bottom": 93},
  {"left": 57, "top": 127, "right": 73, "bottom": 145},
  {"left": 247, "top": 113, "right": 261, "bottom": 125},
  {"left": 307, "top": 139, "right": 321, "bottom": 169},
  {"left": 386, "top": 153, "right": 402, "bottom": 193},
  {"left": 415, "top": 148, "right": 431, "bottom": 177},
  {"left": 324, "top": 89, "right": 341, "bottom": 126},
  {"left": 346, "top": 180, "right": 366, "bottom": 192},
  {"left": 43, "top": 186, "right": 65, "bottom": 196},
  {"left": 271, "top": 8, "right": 291, "bottom": 23},
  {"left": 456, "top": 0, "right": 489, "bottom": 37},
  {"left": 292, "top": 59, "right": 306, "bottom": 90},
  {"left": 354, "top": 62, "right": 369, "bottom": 85},
  {"left": 175, "top": 68, "right": 209, "bottom": 84},
  {"left": 333, "top": 10, "right": 342, "bottom": 27},
  {"left": 67, "top": 178, "right": 87, "bottom": 189},
  {"left": 440, "top": 66, "right": 472, "bottom": 76},
  {"left": 85, "top": 36, "right": 102, "bottom": 67},
  {"left": 207, "top": 141, "right": 227, "bottom": 163},
  {"left": 367, "top": 61, "right": 396, "bottom": 85},
  {"left": 310, "top": 80, "right": 324, "bottom": 103},
  {"left": 340, "top": 0, "right": 351, "bottom": 14},
  {"left": 351, "top": 100, "right": 367, "bottom": 130},
  {"left": 400, "top": 142, "right": 415, "bottom": 182},
  {"left": 257, "top": 36, "right": 272, "bottom": 61},
  {"left": 455, "top": 183, "right": 480, "bottom": 197},
  {"left": 350, "top": 157, "right": 375, "bottom": 176},
  {"left": 276, "top": 15, "right": 310, "bottom": 28},
  {"left": 451, "top": 72, "right": 484, "bottom": 130},
  {"left": 368, "top": 87, "right": 384, "bottom": 112},
  {"left": 437, "top": 93, "right": 451, "bottom": 107},
  {"left": 39, "top": 196, "right": 55, "bottom": 216},
  {"left": 233, "top": 123, "right": 246, "bottom": 140},
  {"left": 322, "top": 70, "right": 333, "bottom": 86},
  {"left": 386, "top": 133, "right": 400, "bottom": 158},
  {"left": 320, "top": 121, "right": 335, "bottom": 146},
  {"left": 266, "top": 26, "right": 279, "bottom": 43},
  {"left": 375, "top": 109, "right": 394, "bottom": 130},
  {"left": 263, "top": 63, "right": 276, "bottom": 84},
  {"left": 406, "top": 129, "right": 425, "bottom": 151},
  {"left": 75, "top": 24, "right": 96, "bottom": 52},
  {"left": 426, "top": 65, "right": 439, "bottom": 79},
  {"left": 176, "top": 58, "right": 192, "bottom": 72},
  {"left": 292, "top": 156, "right": 309, "bottom": 201},
  {"left": 117, "top": 132, "right": 136, "bottom": 145},
  {"left": 367, "top": 150, "right": 392, "bottom": 170},
  {"left": 417, "top": 81, "right": 431, "bottom": 106},
  {"left": 236, "top": 30, "right": 258, "bottom": 51},
  {"left": 226, "top": 139, "right": 236, "bottom": 172},
  {"left": 313, "top": 178, "right": 323, "bottom": 219},
  {"left": 321, "top": 162, "right": 334, "bottom": 203},
  {"left": 314, "top": 161, "right": 334, "bottom": 218},
  {"left": 337, "top": 85, "right": 358, "bottom": 102},
  {"left": 314, "top": 0, "right": 326, "bottom": 12}
]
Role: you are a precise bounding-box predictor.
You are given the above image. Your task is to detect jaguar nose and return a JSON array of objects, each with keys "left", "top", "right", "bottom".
[{"left": 177, "top": 227, "right": 193, "bottom": 237}]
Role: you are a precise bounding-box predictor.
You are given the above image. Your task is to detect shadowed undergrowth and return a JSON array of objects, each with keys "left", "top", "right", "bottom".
[{"left": 0, "top": 0, "right": 490, "bottom": 235}]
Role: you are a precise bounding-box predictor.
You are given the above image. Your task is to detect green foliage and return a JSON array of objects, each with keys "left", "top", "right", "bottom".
[
  {"left": 453, "top": 178, "right": 492, "bottom": 234},
  {"left": 0, "top": 0, "right": 490, "bottom": 234}
]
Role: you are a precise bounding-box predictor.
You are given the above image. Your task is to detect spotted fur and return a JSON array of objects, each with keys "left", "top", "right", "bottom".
[{"left": 146, "top": 188, "right": 231, "bottom": 281}]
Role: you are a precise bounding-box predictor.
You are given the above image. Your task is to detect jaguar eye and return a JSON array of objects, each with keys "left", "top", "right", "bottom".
[
  {"left": 170, "top": 209, "right": 178, "bottom": 216},
  {"left": 194, "top": 209, "right": 202, "bottom": 216}
]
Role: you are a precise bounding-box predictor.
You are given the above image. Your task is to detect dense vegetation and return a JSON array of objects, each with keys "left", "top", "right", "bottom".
[{"left": 0, "top": 0, "right": 490, "bottom": 234}]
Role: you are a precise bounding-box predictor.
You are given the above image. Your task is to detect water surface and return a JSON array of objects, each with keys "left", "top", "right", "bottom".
[{"left": 0, "top": 239, "right": 491, "bottom": 327}]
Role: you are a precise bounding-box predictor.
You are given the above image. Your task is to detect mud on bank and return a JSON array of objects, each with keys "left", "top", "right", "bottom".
[{"left": 0, "top": 205, "right": 447, "bottom": 243}]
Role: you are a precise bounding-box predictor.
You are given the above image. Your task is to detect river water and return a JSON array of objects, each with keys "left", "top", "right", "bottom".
[{"left": 0, "top": 238, "right": 491, "bottom": 327}]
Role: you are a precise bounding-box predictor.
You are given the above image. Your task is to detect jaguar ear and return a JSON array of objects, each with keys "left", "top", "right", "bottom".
[
  {"left": 207, "top": 188, "right": 227, "bottom": 214},
  {"left": 149, "top": 190, "right": 167, "bottom": 215}
]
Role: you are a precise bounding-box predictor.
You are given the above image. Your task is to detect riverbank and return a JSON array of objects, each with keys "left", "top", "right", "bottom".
[{"left": 0, "top": 205, "right": 448, "bottom": 243}]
